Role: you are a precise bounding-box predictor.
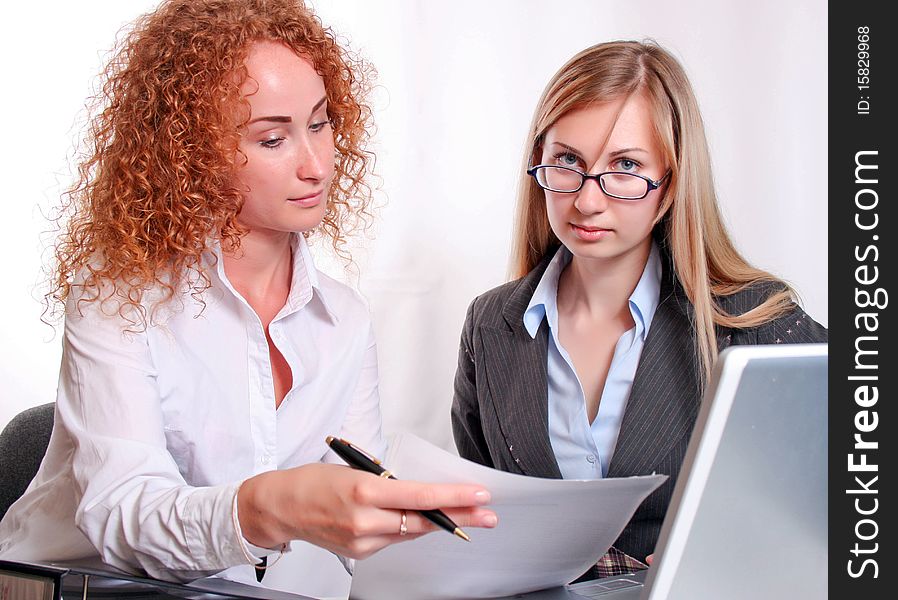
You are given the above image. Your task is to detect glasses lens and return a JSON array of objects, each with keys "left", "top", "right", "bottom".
[
  {"left": 536, "top": 167, "right": 582, "bottom": 192},
  {"left": 600, "top": 173, "right": 648, "bottom": 199}
]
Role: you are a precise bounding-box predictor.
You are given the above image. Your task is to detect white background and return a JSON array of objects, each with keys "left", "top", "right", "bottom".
[{"left": 0, "top": 1, "right": 827, "bottom": 450}]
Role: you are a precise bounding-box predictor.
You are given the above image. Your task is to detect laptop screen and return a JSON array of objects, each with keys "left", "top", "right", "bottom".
[{"left": 644, "top": 344, "right": 827, "bottom": 600}]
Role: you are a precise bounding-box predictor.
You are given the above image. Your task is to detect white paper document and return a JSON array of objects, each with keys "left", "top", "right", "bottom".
[{"left": 349, "top": 433, "right": 666, "bottom": 600}]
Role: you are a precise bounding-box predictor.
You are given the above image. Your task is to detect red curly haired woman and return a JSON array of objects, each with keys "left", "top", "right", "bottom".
[{"left": 0, "top": 0, "right": 495, "bottom": 595}]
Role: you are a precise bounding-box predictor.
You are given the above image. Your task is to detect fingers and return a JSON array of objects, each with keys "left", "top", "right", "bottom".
[
  {"left": 361, "top": 477, "right": 492, "bottom": 510},
  {"left": 347, "top": 508, "right": 497, "bottom": 556},
  {"left": 350, "top": 506, "right": 497, "bottom": 541},
  {"left": 264, "top": 465, "right": 498, "bottom": 560},
  {"left": 401, "top": 507, "right": 498, "bottom": 533},
  {"left": 346, "top": 474, "right": 498, "bottom": 540},
  {"left": 340, "top": 531, "right": 429, "bottom": 559}
]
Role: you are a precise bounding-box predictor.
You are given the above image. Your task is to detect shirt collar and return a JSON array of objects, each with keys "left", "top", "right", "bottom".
[
  {"left": 207, "top": 233, "right": 339, "bottom": 324},
  {"left": 523, "top": 246, "right": 570, "bottom": 339},
  {"left": 630, "top": 242, "right": 662, "bottom": 340},
  {"left": 522, "top": 242, "right": 662, "bottom": 340},
  {"left": 286, "top": 234, "right": 340, "bottom": 324}
]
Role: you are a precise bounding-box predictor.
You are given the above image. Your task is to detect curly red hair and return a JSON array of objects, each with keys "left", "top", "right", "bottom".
[{"left": 48, "top": 0, "right": 374, "bottom": 324}]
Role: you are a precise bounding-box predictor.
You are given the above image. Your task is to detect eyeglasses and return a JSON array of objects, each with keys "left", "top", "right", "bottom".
[{"left": 526, "top": 165, "right": 671, "bottom": 200}]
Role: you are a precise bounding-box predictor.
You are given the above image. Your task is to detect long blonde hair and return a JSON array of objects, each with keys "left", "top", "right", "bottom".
[{"left": 510, "top": 41, "right": 795, "bottom": 383}]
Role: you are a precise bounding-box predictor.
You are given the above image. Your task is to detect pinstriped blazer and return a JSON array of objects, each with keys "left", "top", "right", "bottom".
[{"left": 451, "top": 248, "right": 827, "bottom": 562}]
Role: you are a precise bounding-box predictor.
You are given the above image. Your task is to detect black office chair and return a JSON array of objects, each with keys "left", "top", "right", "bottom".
[{"left": 0, "top": 403, "right": 55, "bottom": 520}]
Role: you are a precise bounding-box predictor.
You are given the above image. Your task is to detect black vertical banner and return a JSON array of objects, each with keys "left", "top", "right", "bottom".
[{"left": 830, "top": 2, "right": 896, "bottom": 598}]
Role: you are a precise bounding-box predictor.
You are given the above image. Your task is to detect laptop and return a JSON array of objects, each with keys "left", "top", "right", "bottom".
[{"left": 553, "top": 343, "right": 828, "bottom": 600}]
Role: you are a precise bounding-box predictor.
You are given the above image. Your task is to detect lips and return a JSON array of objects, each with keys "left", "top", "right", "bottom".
[
  {"left": 572, "top": 224, "right": 610, "bottom": 232},
  {"left": 570, "top": 223, "right": 612, "bottom": 241},
  {"left": 288, "top": 191, "right": 323, "bottom": 208}
]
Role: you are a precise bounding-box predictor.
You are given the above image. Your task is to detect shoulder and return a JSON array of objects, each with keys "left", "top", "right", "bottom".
[
  {"left": 715, "top": 279, "right": 788, "bottom": 316},
  {"left": 313, "top": 269, "right": 371, "bottom": 326},
  {"left": 63, "top": 257, "right": 212, "bottom": 328},
  {"left": 65, "top": 267, "right": 166, "bottom": 329},
  {"left": 757, "top": 307, "right": 828, "bottom": 344},
  {"left": 718, "top": 281, "right": 828, "bottom": 344},
  {"left": 464, "top": 252, "right": 555, "bottom": 329},
  {"left": 465, "top": 278, "right": 522, "bottom": 325}
]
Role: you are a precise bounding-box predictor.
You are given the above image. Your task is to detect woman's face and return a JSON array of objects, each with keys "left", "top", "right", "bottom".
[
  {"left": 234, "top": 41, "right": 335, "bottom": 236},
  {"left": 540, "top": 93, "right": 667, "bottom": 266}
]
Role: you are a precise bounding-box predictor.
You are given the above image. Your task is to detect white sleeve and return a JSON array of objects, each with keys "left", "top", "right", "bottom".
[{"left": 59, "top": 294, "right": 257, "bottom": 582}]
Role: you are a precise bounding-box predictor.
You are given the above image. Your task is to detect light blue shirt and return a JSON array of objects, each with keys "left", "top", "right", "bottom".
[{"left": 523, "top": 243, "right": 662, "bottom": 479}]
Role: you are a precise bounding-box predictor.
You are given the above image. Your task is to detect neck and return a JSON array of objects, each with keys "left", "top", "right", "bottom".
[
  {"left": 558, "top": 240, "right": 652, "bottom": 320},
  {"left": 222, "top": 230, "right": 294, "bottom": 304}
]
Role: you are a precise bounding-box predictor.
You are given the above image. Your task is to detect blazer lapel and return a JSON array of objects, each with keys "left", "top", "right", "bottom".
[
  {"left": 607, "top": 260, "right": 702, "bottom": 478},
  {"left": 480, "top": 255, "right": 563, "bottom": 479}
]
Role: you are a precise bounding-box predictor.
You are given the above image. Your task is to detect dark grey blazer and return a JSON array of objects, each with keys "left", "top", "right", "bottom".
[{"left": 451, "top": 248, "right": 827, "bottom": 563}]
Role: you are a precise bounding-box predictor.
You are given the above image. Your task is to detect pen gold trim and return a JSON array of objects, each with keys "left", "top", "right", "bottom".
[{"left": 329, "top": 436, "right": 383, "bottom": 465}]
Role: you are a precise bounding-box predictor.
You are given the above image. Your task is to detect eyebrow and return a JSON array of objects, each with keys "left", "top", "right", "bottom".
[
  {"left": 248, "top": 115, "right": 292, "bottom": 124},
  {"left": 549, "top": 141, "right": 649, "bottom": 157},
  {"left": 609, "top": 147, "right": 649, "bottom": 156},
  {"left": 247, "top": 96, "right": 329, "bottom": 126},
  {"left": 551, "top": 142, "right": 582, "bottom": 155}
]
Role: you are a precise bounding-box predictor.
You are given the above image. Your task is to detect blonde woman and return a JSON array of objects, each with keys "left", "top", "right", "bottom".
[
  {"left": 451, "top": 41, "right": 825, "bottom": 581},
  {"left": 0, "top": 0, "right": 495, "bottom": 595}
]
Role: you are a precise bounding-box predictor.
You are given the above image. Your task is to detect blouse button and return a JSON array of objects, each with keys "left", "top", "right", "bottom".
[
  {"left": 261, "top": 453, "right": 272, "bottom": 465},
  {"left": 586, "top": 455, "right": 597, "bottom": 464}
]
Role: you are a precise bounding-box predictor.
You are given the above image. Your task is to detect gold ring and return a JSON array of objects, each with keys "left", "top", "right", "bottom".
[{"left": 399, "top": 510, "right": 408, "bottom": 536}]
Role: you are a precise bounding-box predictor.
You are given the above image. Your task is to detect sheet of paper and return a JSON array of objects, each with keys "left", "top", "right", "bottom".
[{"left": 350, "top": 433, "right": 666, "bottom": 600}]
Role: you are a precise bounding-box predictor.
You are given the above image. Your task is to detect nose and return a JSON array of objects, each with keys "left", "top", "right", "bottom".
[
  {"left": 295, "top": 135, "right": 331, "bottom": 182},
  {"left": 573, "top": 178, "right": 609, "bottom": 215}
]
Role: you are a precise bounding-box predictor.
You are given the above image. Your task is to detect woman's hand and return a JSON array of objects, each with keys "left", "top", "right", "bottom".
[{"left": 237, "top": 464, "right": 497, "bottom": 559}]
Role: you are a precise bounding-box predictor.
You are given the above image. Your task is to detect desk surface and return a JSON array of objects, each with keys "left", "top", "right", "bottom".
[
  {"left": 1, "top": 560, "right": 314, "bottom": 599},
  {"left": 3, "top": 559, "right": 616, "bottom": 600}
]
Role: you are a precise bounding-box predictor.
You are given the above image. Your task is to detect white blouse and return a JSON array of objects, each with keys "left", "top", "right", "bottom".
[{"left": 0, "top": 234, "right": 384, "bottom": 597}]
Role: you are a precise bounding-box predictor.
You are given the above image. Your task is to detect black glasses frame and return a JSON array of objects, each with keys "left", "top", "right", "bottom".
[{"left": 526, "top": 164, "right": 671, "bottom": 200}]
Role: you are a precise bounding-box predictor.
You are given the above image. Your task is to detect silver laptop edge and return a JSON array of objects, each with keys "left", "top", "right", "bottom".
[
  {"left": 563, "top": 343, "right": 827, "bottom": 600},
  {"left": 643, "top": 343, "right": 827, "bottom": 600}
]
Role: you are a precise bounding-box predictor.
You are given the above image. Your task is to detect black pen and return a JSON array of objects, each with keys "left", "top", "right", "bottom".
[{"left": 325, "top": 436, "right": 471, "bottom": 542}]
